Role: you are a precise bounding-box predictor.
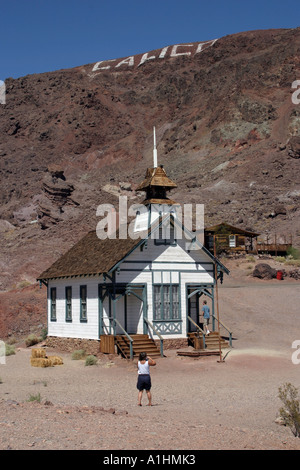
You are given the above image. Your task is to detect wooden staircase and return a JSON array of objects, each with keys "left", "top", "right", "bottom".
[
  {"left": 188, "top": 331, "right": 229, "bottom": 350},
  {"left": 115, "top": 334, "right": 161, "bottom": 359}
]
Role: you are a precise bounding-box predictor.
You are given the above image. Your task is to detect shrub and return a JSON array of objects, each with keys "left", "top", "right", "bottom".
[
  {"left": 278, "top": 383, "right": 300, "bottom": 437},
  {"left": 17, "top": 280, "right": 32, "bottom": 289},
  {"left": 5, "top": 344, "right": 15, "bottom": 356},
  {"left": 85, "top": 355, "right": 98, "bottom": 366},
  {"left": 72, "top": 349, "right": 86, "bottom": 360},
  {"left": 275, "top": 256, "right": 286, "bottom": 263},
  {"left": 25, "top": 334, "right": 40, "bottom": 347},
  {"left": 6, "top": 336, "right": 17, "bottom": 345},
  {"left": 41, "top": 328, "right": 48, "bottom": 341},
  {"left": 287, "top": 246, "right": 300, "bottom": 260},
  {"left": 284, "top": 259, "right": 300, "bottom": 267},
  {"left": 27, "top": 393, "right": 41, "bottom": 403}
]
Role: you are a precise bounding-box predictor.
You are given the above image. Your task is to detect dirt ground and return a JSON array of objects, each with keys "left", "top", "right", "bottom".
[{"left": 0, "top": 261, "right": 300, "bottom": 451}]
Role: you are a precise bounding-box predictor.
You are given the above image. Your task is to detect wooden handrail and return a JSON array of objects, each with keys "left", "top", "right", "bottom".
[
  {"left": 115, "top": 338, "right": 131, "bottom": 360},
  {"left": 187, "top": 315, "right": 205, "bottom": 335},
  {"left": 187, "top": 315, "right": 206, "bottom": 349},
  {"left": 211, "top": 314, "right": 233, "bottom": 347},
  {"left": 114, "top": 318, "right": 133, "bottom": 359},
  {"left": 144, "top": 318, "right": 164, "bottom": 357},
  {"left": 211, "top": 314, "right": 232, "bottom": 335}
]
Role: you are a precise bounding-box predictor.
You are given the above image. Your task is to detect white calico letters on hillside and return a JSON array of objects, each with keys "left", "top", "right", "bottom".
[{"left": 92, "top": 39, "right": 218, "bottom": 73}]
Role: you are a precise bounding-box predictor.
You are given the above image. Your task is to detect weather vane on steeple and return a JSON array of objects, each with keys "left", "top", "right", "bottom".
[{"left": 133, "top": 126, "right": 179, "bottom": 232}]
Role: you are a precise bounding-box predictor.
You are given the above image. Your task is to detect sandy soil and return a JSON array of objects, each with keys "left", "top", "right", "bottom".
[{"left": 0, "top": 263, "right": 300, "bottom": 451}]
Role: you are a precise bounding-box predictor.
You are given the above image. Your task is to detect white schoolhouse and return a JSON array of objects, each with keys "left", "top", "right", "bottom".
[{"left": 37, "top": 131, "right": 230, "bottom": 358}]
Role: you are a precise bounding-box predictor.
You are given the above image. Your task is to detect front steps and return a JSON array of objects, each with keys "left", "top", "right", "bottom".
[
  {"left": 188, "top": 331, "right": 229, "bottom": 350},
  {"left": 115, "top": 334, "right": 161, "bottom": 359},
  {"left": 114, "top": 331, "right": 229, "bottom": 359},
  {"left": 205, "top": 331, "right": 230, "bottom": 350}
]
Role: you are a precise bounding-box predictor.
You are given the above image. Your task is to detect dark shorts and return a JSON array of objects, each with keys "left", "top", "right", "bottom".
[{"left": 137, "top": 374, "right": 151, "bottom": 391}]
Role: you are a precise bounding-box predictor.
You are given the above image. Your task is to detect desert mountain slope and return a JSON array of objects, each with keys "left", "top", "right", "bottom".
[{"left": 0, "top": 27, "right": 300, "bottom": 298}]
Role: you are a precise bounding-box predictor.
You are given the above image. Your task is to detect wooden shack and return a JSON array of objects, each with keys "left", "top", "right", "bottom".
[{"left": 204, "top": 222, "right": 260, "bottom": 254}]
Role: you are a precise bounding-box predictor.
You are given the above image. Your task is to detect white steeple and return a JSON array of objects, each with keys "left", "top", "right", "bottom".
[
  {"left": 153, "top": 126, "right": 158, "bottom": 168},
  {"left": 133, "top": 127, "right": 178, "bottom": 233}
]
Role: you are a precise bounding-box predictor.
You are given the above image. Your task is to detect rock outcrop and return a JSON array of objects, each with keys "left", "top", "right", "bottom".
[
  {"left": 288, "top": 136, "right": 300, "bottom": 159},
  {"left": 37, "top": 165, "right": 79, "bottom": 229}
]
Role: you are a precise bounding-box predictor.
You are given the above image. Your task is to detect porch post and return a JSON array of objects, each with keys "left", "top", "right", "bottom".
[
  {"left": 124, "top": 293, "right": 127, "bottom": 332},
  {"left": 143, "top": 285, "right": 147, "bottom": 335},
  {"left": 211, "top": 286, "right": 215, "bottom": 332},
  {"left": 109, "top": 295, "right": 112, "bottom": 334},
  {"left": 98, "top": 285, "right": 103, "bottom": 338},
  {"left": 112, "top": 271, "right": 116, "bottom": 336}
]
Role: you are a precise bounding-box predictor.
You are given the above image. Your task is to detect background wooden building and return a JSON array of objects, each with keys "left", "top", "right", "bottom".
[
  {"left": 204, "top": 222, "right": 259, "bottom": 254},
  {"left": 204, "top": 222, "right": 292, "bottom": 256}
]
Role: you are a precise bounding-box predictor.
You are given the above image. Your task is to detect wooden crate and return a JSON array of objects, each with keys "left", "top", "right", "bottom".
[
  {"left": 100, "top": 335, "right": 115, "bottom": 354},
  {"left": 194, "top": 336, "right": 204, "bottom": 350}
]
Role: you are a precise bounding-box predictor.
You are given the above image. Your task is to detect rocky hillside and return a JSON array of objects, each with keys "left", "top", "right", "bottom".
[{"left": 0, "top": 27, "right": 300, "bottom": 336}]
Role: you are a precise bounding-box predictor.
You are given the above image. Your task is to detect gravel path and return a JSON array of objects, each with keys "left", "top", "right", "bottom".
[
  {"left": 0, "top": 346, "right": 300, "bottom": 450},
  {"left": 0, "top": 279, "right": 300, "bottom": 450}
]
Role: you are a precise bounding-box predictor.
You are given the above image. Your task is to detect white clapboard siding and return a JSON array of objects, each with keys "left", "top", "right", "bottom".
[
  {"left": 47, "top": 277, "right": 100, "bottom": 340},
  {"left": 46, "top": 234, "right": 216, "bottom": 341},
  {"left": 117, "top": 236, "right": 214, "bottom": 307},
  {"left": 120, "top": 236, "right": 212, "bottom": 266}
]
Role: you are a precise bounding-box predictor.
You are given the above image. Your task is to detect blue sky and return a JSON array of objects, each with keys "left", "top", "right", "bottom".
[{"left": 1, "top": 0, "right": 299, "bottom": 79}]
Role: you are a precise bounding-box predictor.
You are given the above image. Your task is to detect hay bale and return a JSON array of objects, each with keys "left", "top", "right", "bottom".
[
  {"left": 47, "top": 355, "right": 63, "bottom": 366},
  {"left": 30, "top": 348, "right": 63, "bottom": 367},
  {"left": 30, "top": 357, "right": 53, "bottom": 368},
  {"left": 31, "top": 348, "right": 46, "bottom": 359}
]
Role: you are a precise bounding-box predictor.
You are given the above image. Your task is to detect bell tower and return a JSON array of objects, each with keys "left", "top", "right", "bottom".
[{"left": 134, "top": 127, "right": 179, "bottom": 232}]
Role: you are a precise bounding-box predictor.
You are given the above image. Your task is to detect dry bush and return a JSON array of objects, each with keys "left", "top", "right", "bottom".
[
  {"left": 72, "top": 349, "right": 86, "bottom": 360},
  {"left": 25, "top": 334, "right": 41, "bottom": 347},
  {"left": 27, "top": 393, "right": 41, "bottom": 403},
  {"left": 85, "top": 355, "right": 98, "bottom": 366},
  {"left": 278, "top": 383, "right": 300, "bottom": 437},
  {"left": 5, "top": 344, "right": 15, "bottom": 356}
]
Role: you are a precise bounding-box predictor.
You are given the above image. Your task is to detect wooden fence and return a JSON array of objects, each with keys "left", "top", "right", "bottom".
[{"left": 255, "top": 234, "right": 292, "bottom": 255}]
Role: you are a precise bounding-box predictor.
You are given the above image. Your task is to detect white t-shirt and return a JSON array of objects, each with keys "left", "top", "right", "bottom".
[{"left": 138, "top": 360, "right": 150, "bottom": 375}]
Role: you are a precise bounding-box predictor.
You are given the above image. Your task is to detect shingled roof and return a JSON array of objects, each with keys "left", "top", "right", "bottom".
[
  {"left": 204, "top": 222, "right": 260, "bottom": 237},
  {"left": 37, "top": 216, "right": 230, "bottom": 281},
  {"left": 135, "top": 166, "right": 177, "bottom": 191},
  {"left": 37, "top": 230, "right": 140, "bottom": 281}
]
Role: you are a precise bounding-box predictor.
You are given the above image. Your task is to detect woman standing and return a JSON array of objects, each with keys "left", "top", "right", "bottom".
[{"left": 137, "top": 352, "right": 156, "bottom": 406}]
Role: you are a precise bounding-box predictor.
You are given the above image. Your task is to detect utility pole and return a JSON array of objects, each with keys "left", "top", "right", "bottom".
[{"left": 214, "top": 235, "right": 224, "bottom": 363}]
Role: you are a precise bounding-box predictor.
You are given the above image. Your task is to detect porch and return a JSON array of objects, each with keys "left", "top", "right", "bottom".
[{"left": 98, "top": 281, "right": 232, "bottom": 359}]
